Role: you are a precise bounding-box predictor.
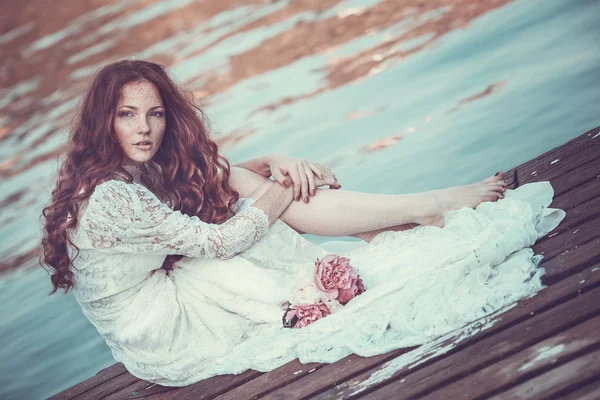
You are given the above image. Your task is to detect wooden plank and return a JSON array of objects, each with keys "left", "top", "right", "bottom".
[
  {"left": 543, "top": 191, "right": 600, "bottom": 238},
  {"left": 214, "top": 359, "right": 322, "bottom": 400},
  {"left": 93, "top": 363, "right": 127, "bottom": 379},
  {"left": 419, "top": 315, "right": 600, "bottom": 399},
  {"left": 71, "top": 372, "right": 140, "bottom": 400},
  {"left": 48, "top": 364, "right": 128, "bottom": 400},
  {"left": 533, "top": 214, "right": 600, "bottom": 262},
  {"left": 551, "top": 155, "right": 600, "bottom": 197},
  {"left": 550, "top": 172, "right": 600, "bottom": 212},
  {"left": 260, "top": 350, "right": 409, "bottom": 400},
  {"left": 102, "top": 379, "right": 177, "bottom": 400},
  {"left": 534, "top": 182, "right": 600, "bottom": 249},
  {"left": 504, "top": 126, "right": 600, "bottom": 187},
  {"left": 159, "top": 370, "right": 263, "bottom": 400},
  {"left": 487, "top": 348, "right": 600, "bottom": 400},
  {"left": 322, "top": 280, "right": 600, "bottom": 400},
  {"left": 542, "top": 237, "right": 600, "bottom": 285},
  {"left": 512, "top": 140, "right": 600, "bottom": 189},
  {"left": 556, "top": 378, "right": 600, "bottom": 400}
]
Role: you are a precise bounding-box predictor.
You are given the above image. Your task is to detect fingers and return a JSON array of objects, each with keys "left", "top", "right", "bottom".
[
  {"left": 330, "top": 176, "right": 341, "bottom": 189},
  {"left": 315, "top": 176, "right": 339, "bottom": 189},
  {"left": 297, "top": 164, "right": 309, "bottom": 203},
  {"left": 314, "top": 163, "right": 341, "bottom": 189},
  {"left": 308, "top": 163, "right": 324, "bottom": 180},
  {"left": 303, "top": 161, "right": 316, "bottom": 198},
  {"left": 272, "top": 167, "right": 290, "bottom": 188},
  {"left": 287, "top": 166, "right": 302, "bottom": 201}
]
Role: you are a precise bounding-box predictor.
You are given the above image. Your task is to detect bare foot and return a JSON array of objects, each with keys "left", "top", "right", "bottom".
[{"left": 418, "top": 172, "right": 507, "bottom": 227}]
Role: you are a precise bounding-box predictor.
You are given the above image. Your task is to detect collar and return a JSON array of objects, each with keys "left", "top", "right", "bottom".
[{"left": 122, "top": 164, "right": 146, "bottom": 183}]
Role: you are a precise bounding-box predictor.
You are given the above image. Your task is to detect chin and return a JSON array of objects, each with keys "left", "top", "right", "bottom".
[{"left": 126, "top": 153, "right": 157, "bottom": 165}]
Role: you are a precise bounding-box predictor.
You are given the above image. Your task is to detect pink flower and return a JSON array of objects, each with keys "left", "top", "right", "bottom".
[
  {"left": 315, "top": 254, "right": 365, "bottom": 305},
  {"left": 283, "top": 303, "right": 331, "bottom": 329},
  {"left": 295, "top": 303, "right": 331, "bottom": 328},
  {"left": 337, "top": 277, "right": 365, "bottom": 304}
]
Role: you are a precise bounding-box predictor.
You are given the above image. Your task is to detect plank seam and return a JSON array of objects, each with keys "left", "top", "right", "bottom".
[
  {"left": 204, "top": 372, "right": 265, "bottom": 400},
  {"left": 72, "top": 377, "right": 142, "bottom": 400},
  {"left": 548, "top": 373, "right": 600, "bottom": 400},
  {"left": 536, "top": 208, "right": 600, "bottom": 247},
  {"left": 252, "top": 365, "right": 329, "bottom": 399},
  {"left": 524, "top": 151, "right": 600, "bottom": 189},
  {"left": 505, "top": 141, "right": 600, "bottom": 188},
  {"left": 480, "top": 341, "right": 600, "bottom": 400},
  {"left": 539, "top": 216, "right": 600, "bottom": 265},
  {"left": 49, "top": 369, "right": 130, "bottom": 400},
  {"left": 543, "top": 254, "right": 600, "bottom": 285},
  {"left": 294, "top": 351, "right": 410, "bottom": 400}
]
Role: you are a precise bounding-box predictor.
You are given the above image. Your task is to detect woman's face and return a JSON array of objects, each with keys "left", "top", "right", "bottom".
[{"left": 114, "top": 80, "right": 166, "bottom": 166}]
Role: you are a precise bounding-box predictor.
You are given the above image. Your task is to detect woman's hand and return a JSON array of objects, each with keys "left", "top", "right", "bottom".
[{"left": 268, "top": 153, "right": 341, "bottom": 203}]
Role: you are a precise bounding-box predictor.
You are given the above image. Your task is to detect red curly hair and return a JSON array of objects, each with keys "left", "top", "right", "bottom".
[{"left": 41, "top": 60, "right": 239, "bottom": 294}]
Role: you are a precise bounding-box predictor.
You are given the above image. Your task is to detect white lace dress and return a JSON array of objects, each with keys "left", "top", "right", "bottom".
[{"left": 69, "top": 168, "right": 565, "bottom": 386}]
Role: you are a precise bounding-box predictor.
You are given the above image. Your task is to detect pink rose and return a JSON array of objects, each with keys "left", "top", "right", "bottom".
[
  {"left": 282, "top": 303, "right": 331, "bottom": 328},
  {"left": 295, "top": 303, "right": 331, "bottom": 328},
  {"left": 337, "top": 276, "right": 365, "bottom": 304},
  {"left": 315, "top": 254, "right": 365, "bottom": 305}
]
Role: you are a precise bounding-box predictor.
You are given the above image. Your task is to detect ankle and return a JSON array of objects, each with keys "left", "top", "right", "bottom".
[{"left": 412, "top": 192, "right": 441, "bottom": 224}]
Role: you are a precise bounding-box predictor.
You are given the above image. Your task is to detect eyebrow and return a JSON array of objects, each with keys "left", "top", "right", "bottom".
[{"left": 119, "top": 105, "right": 164, "bottom": 110}]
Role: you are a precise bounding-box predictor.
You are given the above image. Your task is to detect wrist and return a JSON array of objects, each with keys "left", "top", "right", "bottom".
[{"left": 261, "top": 153, "right": 278, "bottom": 177}]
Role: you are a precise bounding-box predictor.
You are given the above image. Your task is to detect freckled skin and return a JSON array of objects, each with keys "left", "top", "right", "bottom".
[{"left": 114, "top": 80, "right": 166, "bottom": 167}]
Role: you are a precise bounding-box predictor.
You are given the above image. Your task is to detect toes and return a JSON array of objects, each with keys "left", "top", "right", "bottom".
[
  {"left": 483, "top": 175, "right": 496, "bottom": 183},
  {"left": 488, "top": 183, "right": 506, "bottom": 193},
  {"left": 483, "top": 171, "right": 505, "bottom": 183}
]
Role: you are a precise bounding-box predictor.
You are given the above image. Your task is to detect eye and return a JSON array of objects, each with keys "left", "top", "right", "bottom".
[
  {"left": 118, "top": 111, "right": 134, "bottom": 118},
  {"left": 150, "top": 111, "right": 165, "bottom": 118}
]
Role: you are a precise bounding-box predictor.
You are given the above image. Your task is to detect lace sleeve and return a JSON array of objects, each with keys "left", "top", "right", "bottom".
[{"left": 83, "top": 180, "right": 269, "bottom": 259}]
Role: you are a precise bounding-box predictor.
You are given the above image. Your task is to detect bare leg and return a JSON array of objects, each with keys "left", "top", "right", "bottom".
[
  {"left": 229, "top": 167, "right": 507, "bottom": 238},
  {"left": 352, "top": 224, "right": 415, "bottom": 243}
]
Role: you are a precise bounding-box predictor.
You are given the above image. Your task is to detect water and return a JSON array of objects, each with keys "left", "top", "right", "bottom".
[{"left": 1, "top": 0, "right": 599, "bottom": 398}]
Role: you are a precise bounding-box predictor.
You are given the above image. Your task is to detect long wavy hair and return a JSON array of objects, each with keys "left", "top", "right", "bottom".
[{"left": 41, "top": 60, "right": 239, "bottom": 294}]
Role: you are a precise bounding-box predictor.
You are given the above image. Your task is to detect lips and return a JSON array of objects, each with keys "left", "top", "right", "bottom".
[{"left": 135, "top": 141, "right": 152, "bottom": 145}]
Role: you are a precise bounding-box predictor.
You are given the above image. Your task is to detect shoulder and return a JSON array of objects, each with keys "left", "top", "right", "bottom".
[
  {"left": 91, "top": 179, "right": 139, "bottom": 202},
  {"left": 86, "top": 180, "right": 148, "bottom": 219}
]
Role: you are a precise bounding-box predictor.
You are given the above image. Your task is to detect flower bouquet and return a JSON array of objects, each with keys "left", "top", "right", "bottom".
[{"left": 283, "top": 255, "right": 365, "bottom": 329}]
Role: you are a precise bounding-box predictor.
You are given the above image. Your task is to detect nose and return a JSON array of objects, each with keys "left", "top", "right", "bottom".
[{"left": 137, "top": 116, "right": 150, "bottom": 134}]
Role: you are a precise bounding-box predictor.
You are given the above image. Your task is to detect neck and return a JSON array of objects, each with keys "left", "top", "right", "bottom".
[{"left": 122, "top": 163, "right": 145, "bottom": 183}]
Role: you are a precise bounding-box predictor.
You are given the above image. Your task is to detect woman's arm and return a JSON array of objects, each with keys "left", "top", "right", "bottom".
[
  {"left": 85, "top": 179, "right": 293, "bottom": 259},
  {"left": 232, "top": 155, "right": 273, "bottom": 178},
  {"left": 232, "top": 153, "right": 341, "bottom": 203}
]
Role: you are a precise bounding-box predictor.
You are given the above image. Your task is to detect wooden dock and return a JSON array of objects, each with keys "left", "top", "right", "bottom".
[{"left": 51, "top": 127, "right": 600, "bottom": 400}]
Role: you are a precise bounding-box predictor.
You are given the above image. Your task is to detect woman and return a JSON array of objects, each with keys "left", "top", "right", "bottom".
[{"left": 41, "top": 60, "right": 564, "bottom": 386}]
